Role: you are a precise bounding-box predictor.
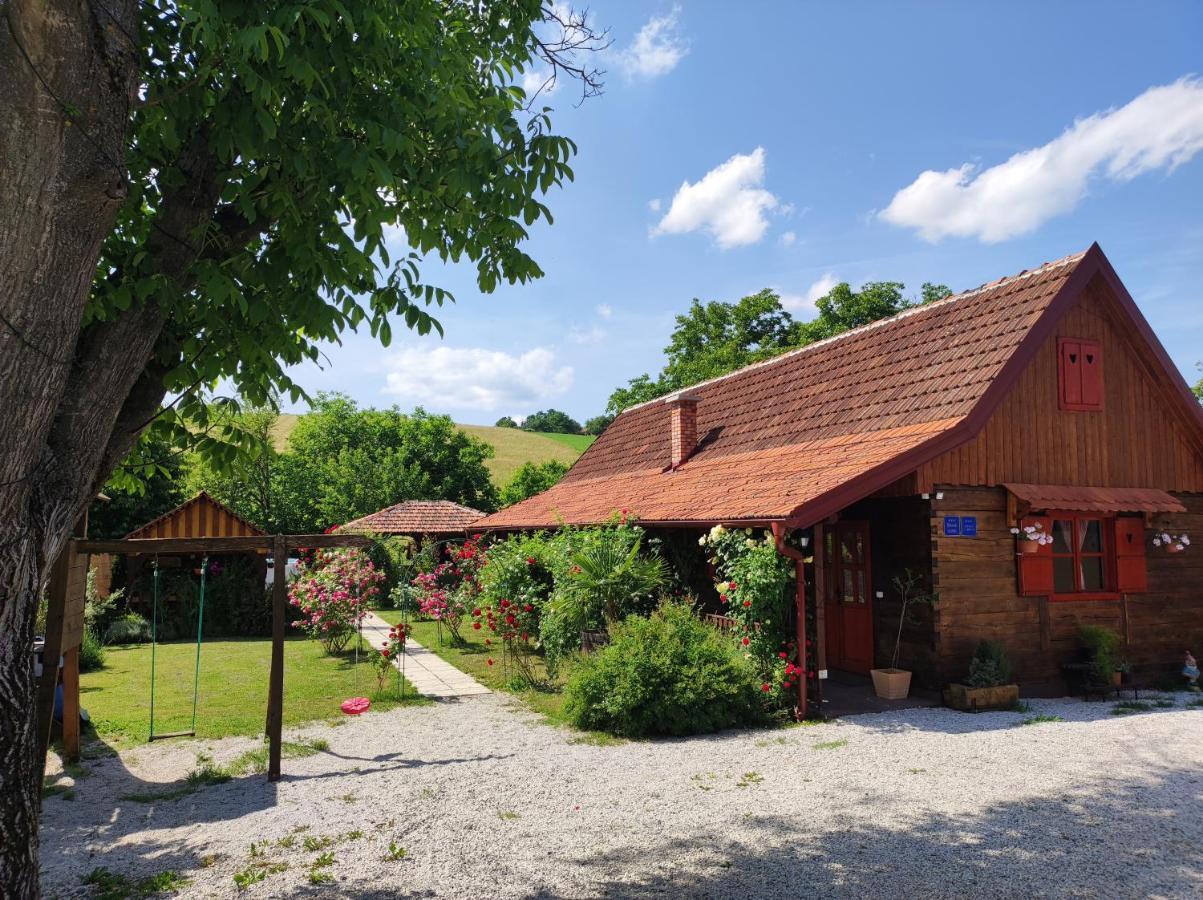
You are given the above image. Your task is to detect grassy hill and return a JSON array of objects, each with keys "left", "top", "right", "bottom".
[{"left": 272, "top": 414, "right": 594, "bottom": 485}]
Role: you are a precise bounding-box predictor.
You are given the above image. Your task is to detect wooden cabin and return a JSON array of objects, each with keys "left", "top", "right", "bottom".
[{"left": 476, "top": 245, "right": 1203, "bottom": 697}]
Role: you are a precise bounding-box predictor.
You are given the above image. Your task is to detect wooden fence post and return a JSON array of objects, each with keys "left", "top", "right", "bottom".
[{"left": 266, "top": 535, "right": 287, "bottom": 781}]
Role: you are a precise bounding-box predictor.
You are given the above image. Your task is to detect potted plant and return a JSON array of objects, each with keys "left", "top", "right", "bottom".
[
  {"left": 1152, "top": 531, "right": 1190, "bottom": 553},
  {"left": 944, "top": 640, "right": 1020, "bottom": 711},
  {"left": 871, "top": 569, "right": 937, "bottom": 700},
  {"left": 1077, "top": 624, "right": 1123, "bottom": 687},
  {"left": 1010, "top": 521, "right": 1053, "bottom": 554}
]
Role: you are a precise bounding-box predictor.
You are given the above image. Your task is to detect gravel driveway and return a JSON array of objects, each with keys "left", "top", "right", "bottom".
[{"left": 40, "top": 694, "right": 1203, "bottom": 898}]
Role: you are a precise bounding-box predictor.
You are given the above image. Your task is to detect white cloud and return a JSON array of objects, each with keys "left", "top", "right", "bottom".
[
  {"left": 521, "top": 67, "right": 558, "bottom": 99},
  {"left": 653, "top": 147, "right": 779, "bottom": 249},
  {"left": 780, "top": 272, "right": 839, "bottom": 315},
  {"left": 618, "top": 6, "right": 688, "bottom": 80},
  {"left": 595, "top": 303, "right": 613, "bottom": 319},
  {"left": 383, "top": 345, "right": 572, "bottom": 411},
  {"left": 569, "top": 325, "right": 607, "bottom": 345},
  {"left": 779, "top": 230, "right": 797, "bottom": 247},
  {"left": 881, "top": 77, "right": 1203, "bottom": 242},
  {"left": 647, "top": 198, "right": 662, "bottom": 213}
]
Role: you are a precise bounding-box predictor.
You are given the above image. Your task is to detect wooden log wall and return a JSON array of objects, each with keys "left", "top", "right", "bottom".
[{"left": 930, "top": 486, "right": 1203, "bottom": 691}]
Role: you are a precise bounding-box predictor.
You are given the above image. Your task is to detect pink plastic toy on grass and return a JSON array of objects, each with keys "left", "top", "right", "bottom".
[{"left": 341, "top": 697, "right": 371, "bottom": 715}]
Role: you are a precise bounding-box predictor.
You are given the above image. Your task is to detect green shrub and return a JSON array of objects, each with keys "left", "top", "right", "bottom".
[
  {"left": 104, "top": 612, "right": 151, "bottom": 645},
  {"left": 1078, "top": 625, "right": 1122, "bottom": 684},
  {"left": 78, "top": 627, "right": 106, "bottom": 672},
  {"left": 967, "top": 640, "right": 1012, "bottom": 687},
  {"left": 564, "top": 601, "right": 764, "bottom": 738}
]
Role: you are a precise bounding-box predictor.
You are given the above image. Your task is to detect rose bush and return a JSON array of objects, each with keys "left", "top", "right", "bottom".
[
  {"left": 699, "top": 525, "right": 796, "bottom": 707},
  {"left": 373, "top": 622, "right": 409, "bottom": 690},
  {"left": 289, "top": 549, "right": 383, "bottom": 653},
  {"left": 411, "top": 536, "right": 487, "bottom": 642}
]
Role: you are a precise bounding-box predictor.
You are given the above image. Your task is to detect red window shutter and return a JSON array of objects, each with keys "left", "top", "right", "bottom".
[
  {"left": 1114, "top": 517, "right": 1147, "bottom": 593},
  {"left": 1059, "top": 339, "right": 1082, "bottom": 409},
  {"left": 1017, "top": 515, "right": 1054, "bottom": 596},
  {"left": 1080, "top": 340, "right": 1103, "bottom": 408},
  {"left": 1058, "top": 337, "right": 1103, "bottom": 411}
]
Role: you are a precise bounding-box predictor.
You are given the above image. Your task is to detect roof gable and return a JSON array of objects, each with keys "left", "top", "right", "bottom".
[
  {"left": 126, "top": 491, "right": 265, "bottom": 539},
  {"left": 477, "top": 245, "right": 1200, "bottom": 530}
]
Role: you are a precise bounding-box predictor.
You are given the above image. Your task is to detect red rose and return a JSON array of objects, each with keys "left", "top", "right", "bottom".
[
  {"left": 473, "top": 608, "right": 482, "bottom": 616},
  {"left": 473, "top": 622, "right": 482, "bottom": 630},
  {"left": 719, "top": 594, "right": 727, "bottom": 604},
  {"left": 487, "top": 658, "right": 495, "bottom": 666},
  {"left": 523, "top": 604, "right": 533, "bottom": 612},
  {"left": 741, "top": 637, "right": 750, "bottom": 646},
  {"left": 761, "top": 683, "right": 771, "bottom": 692},
  {"left": 778, "top": 651, "right": 787, "bottom": 659},
  {"left": 526, "top": 557, "right": 536, "bottom": 565}
]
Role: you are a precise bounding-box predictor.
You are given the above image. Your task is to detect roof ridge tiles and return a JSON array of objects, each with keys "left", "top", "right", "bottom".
[{"left": 619, "top": 248, "right": 1088, "bottom": 415}]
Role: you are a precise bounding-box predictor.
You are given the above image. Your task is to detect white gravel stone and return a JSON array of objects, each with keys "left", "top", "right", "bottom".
[{"left": 40, "top": 694, "right": 1203, "bottom": 898}]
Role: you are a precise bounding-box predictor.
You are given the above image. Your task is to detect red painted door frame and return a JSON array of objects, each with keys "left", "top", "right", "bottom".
[{"left": 822, "top": 520, "right": 874, "bottom": 674}]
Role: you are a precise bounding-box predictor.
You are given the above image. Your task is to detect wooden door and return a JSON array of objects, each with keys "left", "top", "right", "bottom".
[{"left": 822, "top": 521, "right": 874, "bottom": 674}]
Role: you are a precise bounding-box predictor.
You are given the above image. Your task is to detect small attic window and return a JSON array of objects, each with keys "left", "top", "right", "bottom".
[{"left": 1058, "top": 337, "right": 1103, "bottom": 411}]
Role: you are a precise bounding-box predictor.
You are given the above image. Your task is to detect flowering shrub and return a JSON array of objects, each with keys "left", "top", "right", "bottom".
[
  {"left": 698, "top": 525, "right": 794, "bottom": 678},
  {"left": 373, "top": 622, "right": 409, "bottom": 690},
  {"left": 471, "top": 596, "right": 541, "bottom": 684},
  {"left": 288, "top": 549, "right": 383, "bottom": 653},
  {"left": 411, "top": 537, "right": 487, "bottom": 642},
  {"left": 477, "top": 535, "right": 557, "bottom": 637}
]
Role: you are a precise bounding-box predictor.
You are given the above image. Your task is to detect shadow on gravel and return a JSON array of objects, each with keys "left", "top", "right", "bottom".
[
  {"left": 846, "top": 694, "right": 1201, "bottom": 736},
  {"left": 280, "top": 750, "right": 514, "bottom": 781},
  {"left": 530, "top": 764, "right": 1203, "bottom": 899}
]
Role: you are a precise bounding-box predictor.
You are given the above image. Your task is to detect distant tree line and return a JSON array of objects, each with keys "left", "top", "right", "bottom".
[
  {"left": 91, "top": 394, "right": 499, "bottom": 537},
  {"left": 604, "top": 280, "right": 951, "bottom": 416}
]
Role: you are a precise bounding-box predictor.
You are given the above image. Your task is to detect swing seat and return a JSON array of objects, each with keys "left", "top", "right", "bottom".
[{"left": 340, "top": 697, "right": 371, "bottom": 716}]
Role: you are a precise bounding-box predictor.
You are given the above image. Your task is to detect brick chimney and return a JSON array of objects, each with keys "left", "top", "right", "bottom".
[{"left": 665, "top": 392, "right": 702, "bottom": 469}]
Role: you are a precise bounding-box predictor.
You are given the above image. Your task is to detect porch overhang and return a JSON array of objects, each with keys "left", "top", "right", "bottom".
[{"left": 1003, "top": 483, "right": 1186, "bottom": 515}]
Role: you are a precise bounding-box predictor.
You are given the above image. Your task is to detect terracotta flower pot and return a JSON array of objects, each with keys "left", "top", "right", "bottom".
[
  {"left": 870, "top": 667, "right": 912, "bottom": 700},
  {"left": 1018, "top": 540, "right": 1041, "bottom": 555}
]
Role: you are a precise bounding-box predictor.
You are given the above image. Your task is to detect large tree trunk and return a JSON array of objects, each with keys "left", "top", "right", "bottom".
[{"left": 0, "top": 1, "right": 143, "bottom": 894}]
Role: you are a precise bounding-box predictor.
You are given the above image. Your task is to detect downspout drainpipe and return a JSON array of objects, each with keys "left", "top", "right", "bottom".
[{"left": 772, "top": 523, "right": 812, "bottom": 719}]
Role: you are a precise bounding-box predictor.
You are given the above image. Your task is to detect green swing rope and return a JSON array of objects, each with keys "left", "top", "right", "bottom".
[{"left": 148, "top": 556, "right": 208, "bottom": 741}]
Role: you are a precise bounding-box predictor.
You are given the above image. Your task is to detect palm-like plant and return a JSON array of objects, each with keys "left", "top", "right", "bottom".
[{"left": 562, "top": 537, "right": 667, "bottom": 629}]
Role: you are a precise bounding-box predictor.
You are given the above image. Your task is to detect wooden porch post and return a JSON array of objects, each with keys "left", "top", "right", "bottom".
[
  {"left": 812, "top": 522, "right": 828, "bottom": 673},
  {"left": 794, "top": 559, "right": 809, "bottom": 716},
  {"left": 266, "top": 535, "right": 287, "bottom": 781},
  {"left": 35, "top": 547, "right": 70, "bottom": 772}
]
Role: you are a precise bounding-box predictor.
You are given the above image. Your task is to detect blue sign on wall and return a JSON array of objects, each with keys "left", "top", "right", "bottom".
[{"left": 943, "top": 515, "right": 979, "bottom": 537}]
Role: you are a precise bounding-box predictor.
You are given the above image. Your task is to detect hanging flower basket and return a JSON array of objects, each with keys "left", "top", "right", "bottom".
[
  {"left": 1153, "top": 531, "right": 1190, "bottom": 554},
  {"left": 1011, "top": 522, "right": 1053, "bottom": 554}
]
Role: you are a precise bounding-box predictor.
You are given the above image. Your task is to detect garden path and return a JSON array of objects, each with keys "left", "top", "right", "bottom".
[{"left": 359, "top": 611, "right": 490, "bottom": 699}]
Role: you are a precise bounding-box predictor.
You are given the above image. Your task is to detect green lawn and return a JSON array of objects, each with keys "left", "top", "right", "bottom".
[
  {"left": 82, "top": 636, "right": 425, "bottom": 748},
  {"left": 534, "top": 432, "right": 596, "bottom": 452},
  {"left": 373, "top": 612, "right": 575, "bottom": 725}
]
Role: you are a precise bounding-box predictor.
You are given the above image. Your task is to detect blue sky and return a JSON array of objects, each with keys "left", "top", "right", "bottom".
[{"left": 285, "top": 2, "right": 1203, "bottom": 425}]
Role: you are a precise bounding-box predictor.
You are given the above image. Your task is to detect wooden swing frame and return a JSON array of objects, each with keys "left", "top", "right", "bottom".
[{"left": 38, "top": 531, "right": 371, "bottom": 782}]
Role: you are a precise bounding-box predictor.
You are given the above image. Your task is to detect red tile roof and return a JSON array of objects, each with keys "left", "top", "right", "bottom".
[
  {"left": 1004, "top": 484, "right": 1186, "bottom": 514},
  {"left": 339, "top": 500, "right": 485, "bottom": 535},
  {"left": 478, "top": 249, "right": 1097, "bottom": 530}
]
